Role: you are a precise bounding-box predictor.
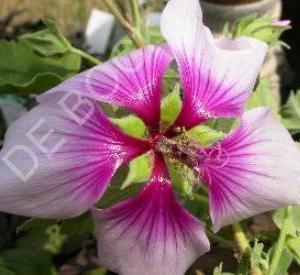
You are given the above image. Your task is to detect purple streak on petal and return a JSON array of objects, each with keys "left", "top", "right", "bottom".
[
  {"left": 92, "top": 154, "right": 210, "bottom": 275},
  {"left": 197, "top": 107, "right": 300, "bottom": 232},
  {"left": 38, "top": 45, "right": 173, "bottom": 131},
  {"left": 161, "top": 0, "right": 268, "bottom": 131},
  {"left": 0, "top": 94, "right": 149, "bottom": 219}
]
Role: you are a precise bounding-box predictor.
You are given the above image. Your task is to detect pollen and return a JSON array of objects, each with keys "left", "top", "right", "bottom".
[{"left": 155, "top": 134, "right": 200, "bottom": 168}]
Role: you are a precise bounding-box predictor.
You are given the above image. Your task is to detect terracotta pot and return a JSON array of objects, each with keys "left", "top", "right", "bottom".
[{"left": 201, "top": 0, "right": 281, "bottom": 33}]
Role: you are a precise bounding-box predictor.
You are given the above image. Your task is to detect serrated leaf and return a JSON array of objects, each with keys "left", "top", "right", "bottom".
[
  {"left": 250, "top": 240, "right": 269, "bottom": 271},
  {"left": 187, "top": 125, "right": 224, "bottom": 146},
  {"left": 247, "top": 77, "right": 279, "bottom": 115},
  {"left": 161, "top": 83, "right": 182, "bottom": 125},
  {"left": 281, "top": 91, "right": 300, "bottom": 134},
  {"left": 111, "top": 115, "right": 146, "bottom": 138},
  {"left": 0, "top": 39, "right": 81, "bottom": 94},
  {"left": 251, "top": 241, "right": 264, "bottom": 268},
  {"left": 122, "top": 154, "right": 151, "bottom": 189}
]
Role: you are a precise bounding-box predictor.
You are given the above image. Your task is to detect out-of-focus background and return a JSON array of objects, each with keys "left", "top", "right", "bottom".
[
  {"left": 0, "top": 0, "right": 106, "bottom": 34},
  {"left": 1, "top": 0, "right": 299, "bottom": 93}
]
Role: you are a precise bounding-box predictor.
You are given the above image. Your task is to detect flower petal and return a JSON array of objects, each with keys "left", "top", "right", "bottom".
[
  {"left": 38, "top": 45, "right": 173, "bottom": 131},
  {"left": 92, "top": 154, "right": 210, "bottom": 275},
  {"left": 0, "top": 94, "right": 149, "bottom": 219},
  {"left": 198, "top": 108, "right": 300, "bottom": 232},
  {"left": 161, "top": 0, "right": 268, "bottom": 130}
]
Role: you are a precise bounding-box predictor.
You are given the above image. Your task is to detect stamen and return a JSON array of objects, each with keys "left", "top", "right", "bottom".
[{"left": 155, "top": 135, "right": 200, "bottom": 168}]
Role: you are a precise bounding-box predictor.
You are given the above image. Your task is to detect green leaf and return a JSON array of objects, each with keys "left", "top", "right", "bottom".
[
  {"left": 111, "top": 115, "right": 146, "bottom": 138},
  {"left": 143, "top": 26, "right": 165, "bottom": 45},
  {"left": 0, "top": 249, "right": 57, "bottom": 275},
  {"left": 287, "top": 237, "right": 300, "bottom": 264},
  {"left": 251, "top": 241, "right": 264, "bottom": 268},
  {"left": 19, "top": 19, "right": 73, "bottom": 57},
  {"left": 0, "top": 258, "right": 15, "bottom": 275},
  {"left": 161, "top": 83, "right": 182, "bottom": 125},
  {"left": 166, "top": 160, "right": 193, "bottom": 197},
  {"left": 18, "top": 218, "right": 56, "bottom": 233},
  {"left": 207, "top": 118, "right": 237, "bottom": 133},
  {"left": 0, "top": 40, "right": 81, "bottom": 94},
  {"left": 281, "top": 91, "right": 300, "bottom": 134},
  {"left": 236, "top": 256, "right": 250, "bottom": 275},
  {"left": 247, "top": 77, "right": 279, "bottom": 115},
  {"left": 20, "top": 29, "right": 70, "bottom": 56},
  {"left": 17, "top": 219, "right": 65, "bottom": 254},
  {"left": 268, "top": 247, "right": 293, "bottom": 275},
  {"left": 164, "top": 68, "right": 179, "bottom": 94},
  {"left": 111, "top": 26, "right": 165, "bottom": 58},
  {"left": 273, "top": 206, "right": 300, "bottom": 237},
  {"left": 232, "top": 16, "right": 291, "bottom": 47},
  {"left": 98, "top": 181, "right": 141, "bottom": 208},
  {"left": 42, "top": 19, "right": 71, "bottom": 48},
  {"left": 250, "top": 240, "right": 269, "bottom": 271},
  {"left": 111, "top": 36, "right": 135, "bottom": 58},
  {"left": 187, "top": 125, "right": 224, "bottom": 146},
  {"left": 0, "top": 94, "right": 26, "bottom": 127},
  {"left": 60, "top": 213, "right": 93, "bottom": 235},
  {"left": 122, "top": 154, "right": 151, "bottom": 189}
]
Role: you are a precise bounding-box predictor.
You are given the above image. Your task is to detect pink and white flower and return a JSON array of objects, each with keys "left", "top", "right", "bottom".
[{"left": 1, "top": 0, "right": 300, "bottom": 274}]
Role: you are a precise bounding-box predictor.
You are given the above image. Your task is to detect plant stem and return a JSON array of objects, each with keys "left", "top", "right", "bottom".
[
  {"left": 103, "top": 0, "right": 133, "bottom": 32},
  {"left": 231, "top": 222, "right": 251, "bottom": 256},
  {"left": 122, "top": 0, "right": 134, "bottom": 23},
  {"left": 102, "top": 0, "right": 144, "bottom": 48},
  {"left": 71, "top": 47, "right": 101, "bottom": 65},
  {"left": 132, "top": 0, "right": 143, "bottom": 30},
  {"left": 232, "top": 223, "right": 265, "bottom": 275},
  {"left": 268, "top": 206, "right": 291, "bottom": 275}
]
